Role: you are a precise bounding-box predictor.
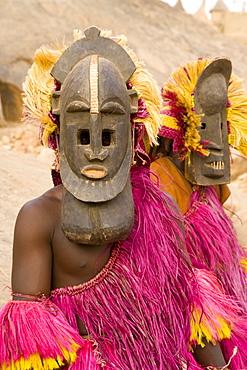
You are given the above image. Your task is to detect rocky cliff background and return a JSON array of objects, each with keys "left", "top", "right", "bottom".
[{"left": 0, "top": 0, "right": 247, "bottom": 306}]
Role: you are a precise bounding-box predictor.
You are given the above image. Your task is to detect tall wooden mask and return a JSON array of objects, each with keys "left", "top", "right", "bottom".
[
  {"left": 185, "top": 58, "right": 232, "bottom": 186},
  {"left": 51, "top": 27, "right": 138, "bottom": 245}
]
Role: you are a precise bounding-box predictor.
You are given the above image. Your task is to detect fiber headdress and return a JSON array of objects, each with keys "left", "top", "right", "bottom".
[
  {"left": 159, "top": 57, "right": 247, "bottom": 160},
  {"left": 22, "top": 28, "right": 162, "bottom": 174}
]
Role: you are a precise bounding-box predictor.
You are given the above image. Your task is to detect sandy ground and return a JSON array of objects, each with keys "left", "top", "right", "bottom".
[{"left": 0, "top": 146, "right": 52, "bottom": 307}]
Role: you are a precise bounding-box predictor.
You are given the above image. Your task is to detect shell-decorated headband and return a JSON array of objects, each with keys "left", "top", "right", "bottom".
[
  {"left": 22, "top": 27, "right": 162, "bottom": 169},
  {"left": 159, "top": 57, "right": 247, "bottom": 160}
]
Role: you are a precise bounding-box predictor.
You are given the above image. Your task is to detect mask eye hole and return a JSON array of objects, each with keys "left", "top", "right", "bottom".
[
  {"left": 201, "top": 122, "right": 206, "bottom": 130},
  {"left": 79, "top": 130, "right": 90, "bottom": 145},
  {"left": 102, "top": 130, "right": 112, "bottom": 146}
]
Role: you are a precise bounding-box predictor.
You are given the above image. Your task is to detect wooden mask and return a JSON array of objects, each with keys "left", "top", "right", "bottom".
[
  {"left": 185, "top": 58, "right": 232, "bottom": 186},
  {"left": 51, "top": 27, "right": 138, "bottom": 244}
]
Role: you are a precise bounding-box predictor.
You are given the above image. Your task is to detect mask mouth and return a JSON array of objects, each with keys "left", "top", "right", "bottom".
[
  {"left": 81, "top": 165, "right": 108, "bottom": 179},
  {"left": 202, "top": 160, "right": 226, "bottom": 178},
  {"left": 205, "top": 161, "right": 225, "bottom": 170}
]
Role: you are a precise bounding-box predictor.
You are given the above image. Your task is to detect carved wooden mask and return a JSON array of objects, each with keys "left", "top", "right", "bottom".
[
  {"left": 185, "top": 58, "right": 232, "bottom": 186},
  {"left": 50, "top": 27, "right": 138, "bottom": 244}
]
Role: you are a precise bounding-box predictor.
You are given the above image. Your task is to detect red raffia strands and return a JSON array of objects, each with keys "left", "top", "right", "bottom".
[
  {"left": 159, "top": 90, "right": 186, "bottom": 154},
  {"left": 51, "top": 169, "right": 62, "bottom": 186},
  {"left": 131, "top": 98, "right": 152, "bottom": 166},
  {"left": 131, "top": 97, "right": 150, "bottom": 121},
  {"left": 51, "top": 166, "right": 200, "bottom": 370}
]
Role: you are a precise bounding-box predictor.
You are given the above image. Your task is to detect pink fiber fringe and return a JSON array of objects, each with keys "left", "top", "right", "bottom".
[
  {"left": 63, "top": 341, "right": 114, "bottom": 370},
  {"left": 220, "top": 326, "right": 247, "bottom": 370},
  {"left": 51, "top": 166, "right": 200, "bottom": 370},
  {"left": 193, "top": 266, "right": 247, "bottom": 340},
  {"left": 193, "top": 266, "right": 240, "bottom": 336},
  {"left": 191, "top": 264, "right": 247, "bottom": 368},
  {"left": 184, "top": 186, "right": 247, "bottom": 367},
  {"left": 0, "top": 299, "right": 83, "bottom": 367},
  {"left": 184, "top": 186, "right": 247, "bottom": 312}
]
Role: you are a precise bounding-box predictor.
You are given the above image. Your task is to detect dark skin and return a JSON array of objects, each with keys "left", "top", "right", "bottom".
[
  {"left": 11, "top": 183, "right": 111, "bottom": 335},
  {"left": 12, "top": 181, "right": 229, "bottom": 368}
]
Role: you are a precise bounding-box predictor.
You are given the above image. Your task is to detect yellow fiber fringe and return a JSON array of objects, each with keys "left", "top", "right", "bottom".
[
  {"left": 22, "top": 45, "right": 64, "bottom": 146},
  {"left": 228, "top": 72, "right": 247, "bottom": 155},
  {"left": 161, "top": 58, "right": 213, "bottom": 157},
  {"left": 160, "top": 111, "right": 180, "bottom": 131},
  {"left": 162, "top": 57, "right": 247, "bottom": 157},
  {"left": 190, "top": 309, "right": 232, "bottom": 348},
  {"left": 22, "top": 28, "right": 162, "bottom": 148},
  {"left": 241, "top": 257, "right": 247, "bottom": 273},
  {"left": 1, "top": 343, "right": 79, "bottom": 370}
]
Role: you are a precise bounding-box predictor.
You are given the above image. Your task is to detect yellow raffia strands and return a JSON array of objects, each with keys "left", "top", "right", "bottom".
[
  {"left": 184, "top": 110, "right": 209, "bottom": 157},
  {"left": 22, "top": 43, "right": 66, "bottom": 147},
  {"left": 190, "top": 309, "right": 232, "bottom": 349},
  {"left": 1, "top": 343, "right": 79, "bottom": 370},
  {"left": 162, "top": 58, "right": 212, "bottom": 156},
  {"left": 23, "top": 29, "right": 162, "bottom": 148},
  {"left": 228, "top": 72, "right": 247, "bottom": 155},
  {"left": 161, "top": 58, "right": 215, "bottom": 157},
  {"left": 161, "top": 111, "right": 180, "bottom": 131},
  {"left": 162, "top": 57, "right": 247, "bottom": 157},
  {"left": 241, "top": 257, "right": 247, "bottom": 273},
  {"left": 130, "top": 68, "right": 162, "bottom": 146},
  {"left": 171, "top": 58, "right": 211, "bottom": 99},
  {"left": 100, "top": 29, "right": 162, "bottom": 145}
]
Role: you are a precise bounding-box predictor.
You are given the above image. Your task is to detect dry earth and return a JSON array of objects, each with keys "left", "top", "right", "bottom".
[
  {"left": 0, "top": 124, "right": 53, "bottom": 307},
  {"left": 2, "top": 0, "right": 247, "bottom": 90}
]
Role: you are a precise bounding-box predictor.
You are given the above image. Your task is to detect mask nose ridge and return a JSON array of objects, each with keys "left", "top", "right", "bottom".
[{"left": 84, "top": 148, "right": 109, "bottom": 161}]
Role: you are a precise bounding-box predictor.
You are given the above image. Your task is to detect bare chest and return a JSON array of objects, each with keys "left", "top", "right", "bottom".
[{"left": 51, "top": 223, "right": 111, "bottom": 290}]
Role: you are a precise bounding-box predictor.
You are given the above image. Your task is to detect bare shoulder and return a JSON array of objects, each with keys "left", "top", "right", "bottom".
[
  {"left": 12, "top": 185, "right": 63, "bottom": 296},
  {"left": 19, "top": 184, "right": 62, "bottom": 216},
  {"left": 25, "top": 183, "right": 62, "bottom": 205},
  {"left": 15, "top": 184, "right": 63, "bottom": 241}
]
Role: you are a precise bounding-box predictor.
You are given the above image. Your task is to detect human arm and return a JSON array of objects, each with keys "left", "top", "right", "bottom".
[
  {"left": 0, "top": 195, "right": 82, "bottom": 370},
  {"left": 11, "top": 196, "right": 53, "bottom": 298},
  {"left": 193, "top": 339, "right": 229, "bottom": 369}
]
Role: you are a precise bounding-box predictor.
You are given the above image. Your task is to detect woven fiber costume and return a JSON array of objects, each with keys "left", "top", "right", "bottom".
[
  {"left": 0, "top": 30, "right": 242, "bottom": 370},
  {"left": 151, "top": 57, "right": 247, "bottom": 369}
]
